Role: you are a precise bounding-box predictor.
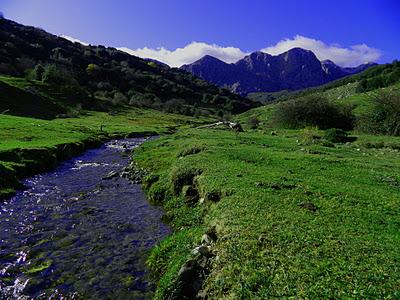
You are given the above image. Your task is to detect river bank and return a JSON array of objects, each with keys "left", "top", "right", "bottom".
[
  {"left": 0, "top": 137, "right": 170, "bottom": 299},
  {"left": 0, "top": 131, "right": 157, "bottom": 200},
  {"left": 0, "top": 107, "right": 211, "bottom": 199}
]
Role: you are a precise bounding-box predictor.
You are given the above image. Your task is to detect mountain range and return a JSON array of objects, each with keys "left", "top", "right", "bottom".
[{"left": 181, "top": 48, "right": 376, "bottom": 95}]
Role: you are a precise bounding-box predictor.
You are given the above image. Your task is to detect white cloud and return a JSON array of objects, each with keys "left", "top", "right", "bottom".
[
  {"left": 59, "top": 34, "right": 381, "bottom": 68},
  {"left": 118, "top": 42, "right": 248, "bottom": 67},
  {"left": 60, "top": 35, "right": 89, "bottom": 46},
  {"left": 261, "top": 35, "right": 381, "bottom": 67}
]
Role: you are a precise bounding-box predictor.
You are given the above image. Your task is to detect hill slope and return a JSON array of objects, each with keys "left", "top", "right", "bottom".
[
  {"left": 0, "top": 18, "right": 259, "bottom": 117},
  {"left": 247, "top": 60, "right": 400, "bottom": 104},
  {"left": 181, "top": 48, "right": 376, "bottom": 95}
]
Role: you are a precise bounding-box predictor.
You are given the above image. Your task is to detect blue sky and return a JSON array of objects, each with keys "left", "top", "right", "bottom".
[{"left": 1, "top": 0, "right": 399, "bottom": 67}]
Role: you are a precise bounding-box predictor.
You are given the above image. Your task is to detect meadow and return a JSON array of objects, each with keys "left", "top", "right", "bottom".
[{"left": 135, "top": 125, "right": 400, "bottom": 299}]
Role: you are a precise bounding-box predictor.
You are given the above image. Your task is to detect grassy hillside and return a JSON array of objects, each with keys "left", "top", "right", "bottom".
[
  {"left": 134, "top": 126, "right": 400, "bottom": 299},
  {"left": 0, "top": 75, "right": 114, "bottom": 118},
  {"left": 0, "top": 18, "right": 259, "bottom": 116},
  {"left": 0, "top": 109, "right": 206, "bottom": 151},
  {"left": 240, "top": 82, "right": 400, "bottom": 129},
  {"left": 248, "top": 60, "right": 400, "bottom": 104}
]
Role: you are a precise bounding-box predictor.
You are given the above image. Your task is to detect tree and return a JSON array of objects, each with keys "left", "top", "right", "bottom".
[
  {"left": 112, "top": 92, "right": 128, "bottom": 105},
  {"left": 86, "top": 63, "right": 101, "bottom": 78},
  {"left": 358, "top": 91, "right": 400, "bottom": 136},
  {"left": 42, "top": 64, "right": 77, "bottom": 86},
  {"left": 33, "top": 64, "right": 45, "bottom": 81},
  {"left": 356, "top": 79, "right": 368, "bottom": 92}
]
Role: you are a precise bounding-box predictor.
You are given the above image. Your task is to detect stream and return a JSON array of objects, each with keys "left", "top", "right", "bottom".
[{"left": 0, "top": 138, "right": 170, "bottom": 299}]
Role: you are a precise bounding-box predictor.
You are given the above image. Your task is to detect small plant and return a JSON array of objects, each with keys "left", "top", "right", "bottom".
[
  {"left": 247, "top": 115, "right": 261, "bottom": 129},
  {"left": 301, "top": 128, "right": 321, "bottom": 145}
]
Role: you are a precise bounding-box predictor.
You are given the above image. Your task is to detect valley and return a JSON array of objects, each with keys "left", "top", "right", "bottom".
[{"left": 0, "top": 12, "right": 399, "bottom": 300}]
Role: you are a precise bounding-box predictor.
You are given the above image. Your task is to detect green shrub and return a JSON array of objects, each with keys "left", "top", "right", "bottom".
[
  {"left": 247, "top": 115, "right": 261, "bottom": 129},
  {"left": 42, "top": 64, "right": 77, "bottom": 86},
  {"left": 324, "top": 128, "right": 349, "bottom": 143},
  {"left": 273, "top": 95, "right": 355, "bottom": 130},
  {"left": 362, "top": 141, "right": 400, "bottom": 150},
  {"left": 362, "top": 141, "right": 386, "bottom": 149},
  {"left": 301, "top": 128, "right": 321, "bottom": 145},
  {"left": 25, "top": 64, "right": 46, "bottom": 81},
  {"left": 112, "top": 92, "right": 128, "bottom": 105},
  {"left": 358, "top": 91, "right": 400, "bottom": 136}
]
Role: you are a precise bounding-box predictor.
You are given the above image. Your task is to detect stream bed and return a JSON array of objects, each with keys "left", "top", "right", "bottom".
[{"left": 0, "top": 138, "right": 170, "bottom": 299}]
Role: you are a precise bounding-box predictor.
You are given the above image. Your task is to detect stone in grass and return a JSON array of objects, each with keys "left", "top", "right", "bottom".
[
  {"left": 299, "top": 201, "right": 318, "bottom": 212},
  {"left": 174, "top": 259, "right": 204, "bottom": 300},
  {"left": 201, "top": 234, "right": 214, "bottom": 244},
  {"left": 191, "top": 245, "right": 211, "bottom": 256}
]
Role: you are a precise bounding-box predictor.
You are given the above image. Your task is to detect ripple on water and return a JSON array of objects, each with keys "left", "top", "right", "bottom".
[{"left": 0, "top": 138, "right": 170, "bottom": 299}]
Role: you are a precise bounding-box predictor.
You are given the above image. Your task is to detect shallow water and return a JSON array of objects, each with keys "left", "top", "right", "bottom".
[{"left": 0, "top": 138, "right": 170, "bottom": 299}]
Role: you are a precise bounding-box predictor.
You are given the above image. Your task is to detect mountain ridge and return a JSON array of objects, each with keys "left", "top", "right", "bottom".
[
  {"left": 181, "top": 48, "right": 377, "bottom": 95},
  {"left": 0, "top": 18, "right": 259, "bottom": 118}
]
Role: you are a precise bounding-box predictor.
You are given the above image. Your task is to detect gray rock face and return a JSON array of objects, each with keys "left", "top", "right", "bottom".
[{"left": 181, "top": 48, "right": 376, "bottom": 95}]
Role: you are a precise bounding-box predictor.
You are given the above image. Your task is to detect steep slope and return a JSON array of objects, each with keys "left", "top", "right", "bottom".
[
  {"left": 181, "top": 48, "right": 376, "bottom": 95},
  {"left": 0, "top": 18, "right": 259, "bottom": 117}
]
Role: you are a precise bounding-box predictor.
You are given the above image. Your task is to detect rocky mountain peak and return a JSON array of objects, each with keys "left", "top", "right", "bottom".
[{"left": 181, "top": 48, "right": 376, "bottom": 95}]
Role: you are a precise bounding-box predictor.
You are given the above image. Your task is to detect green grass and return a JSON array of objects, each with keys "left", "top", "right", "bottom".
[
  {"left": 0, "top": 108, "right": 210, "bottom": 197},
  {"left": 0, "top": 75, "right": 212, "bottom": 151},
  {"left": 0, "top": 109, "right": 205, "bottom": 151},
  {"left": 134, "top": 127, "right": 400, "bottom": 299}
]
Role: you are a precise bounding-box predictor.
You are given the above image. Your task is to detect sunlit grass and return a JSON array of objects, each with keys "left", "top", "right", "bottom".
[{"left": 135, "top": 128, "right": 400, "bottom": 298}]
